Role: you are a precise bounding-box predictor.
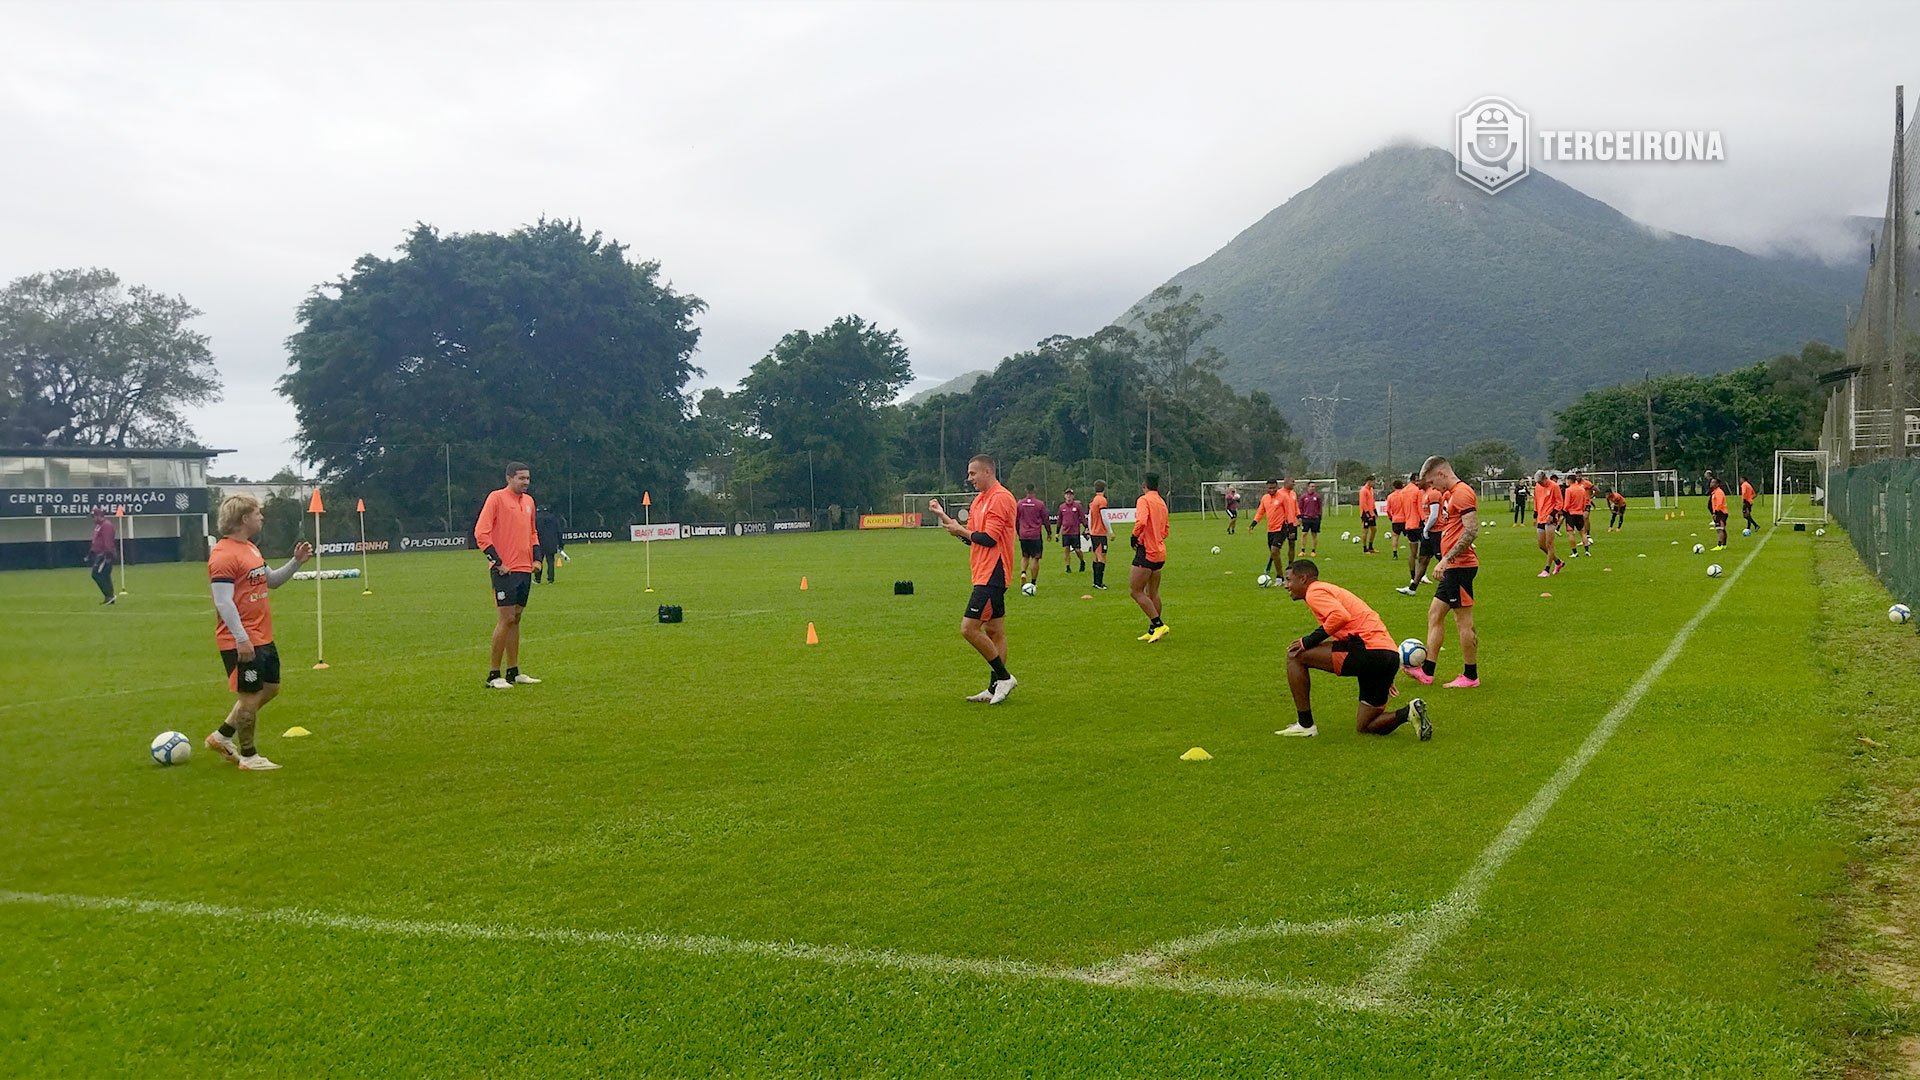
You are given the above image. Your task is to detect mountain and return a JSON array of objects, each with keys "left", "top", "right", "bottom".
[
  {"left": 905, "top": 369, "right": 990, "bottom": 405},
  {"left": 1121, "top": 144, "right": 1858, "bottom": 465}
]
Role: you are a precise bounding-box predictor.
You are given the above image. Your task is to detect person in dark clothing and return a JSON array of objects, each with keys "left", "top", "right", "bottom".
[
  {"left": 533, "top": 508, "right": 564, "bottom": 583},
  {"left": 89, "top": 509, "right": 117, "bottom": 604}
]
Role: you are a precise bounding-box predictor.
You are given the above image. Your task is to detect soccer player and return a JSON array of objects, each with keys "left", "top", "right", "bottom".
[
  {"left": 1357, "top": 475, "right": 1377, "bottom": 553},
  {"left": 1057, "top": 487, "right": 1087, "bottom": 574},
  {"left": 1274, "top": 560, "right": 1430, "bottom": 740},
  {"left": 1709, "top": 477, "right": 1729, "bottom": 550},
  {"left": 1739, "top": 476, "right": 1758, "bottom": 532},
  {"left": 1397, "top": 474, "right": 1436, "bottom": 596},
  {"left": 1386, "top": 477, "right": 1408, "bottom": 557},
  {"left": 1223, "top": 483, "right": 1241, "bottom": 535},
  {"left": 1511, "top": 482, "right": 1525, "bottom": 526},
  {"left": 1561, "top": 471, "right": 1591, "bottom": 557},
  {"left": 88, "top": 508, "right": 116, "bottom": 604},
  {"left": 1130, "top": 473, "right": 1171, "bottom": 641},
  {"left": 928, "top": 455, "right": 1018, "bottom": 703},
  {"left": 1533, "top": 470, "right": 1564, "bottom": 577},
  {"left": 1252, "top": 479, "right": 1287, "bottom": 578},
  {"left": 1016, "top": 484, "right": 1048, "bottom": 590},
  {"left": 1088, "top": 481, "right": 1111, "bottom": 590},
  {"left": 1606, "top": 487, "right": 1627, "bottom": 531},
  {"left": 1405, "top": 455, "right": 1481, "bottom": 689},
  {"left": 1299, "top": 481, "right": 1324, "bottom": 557},
  {"left": 533, "top": 505, "right": 563, "bottom": 584},
  {"left": 203, "top": 493, "right": 313, "bottom": 771},
  {"left": 475, "top": 461, "right": 542, "bottom": 689}
]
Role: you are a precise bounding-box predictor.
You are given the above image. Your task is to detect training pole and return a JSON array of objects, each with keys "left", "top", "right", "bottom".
[
  {"left": 308, "top": 489, "right": 328, "bottom": 669},
  {"left": 356, "top": 498, "right": 371, "bottom": 594},
  {"left": 643, "top": 490, "right": 653, "bottom": 592},
  {"left": 114, "top": 506, "right": 128, "bottom": 595}
]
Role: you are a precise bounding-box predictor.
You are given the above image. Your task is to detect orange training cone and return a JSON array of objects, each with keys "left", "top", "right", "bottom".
[
  {"left": 805, "top": 622, "right": 819, "bottom": 645},
  {"left": 800, "top": 576, "right": 808, "bottom": 590}
]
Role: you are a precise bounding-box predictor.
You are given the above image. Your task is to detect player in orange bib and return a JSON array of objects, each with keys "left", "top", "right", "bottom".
[
  {"left": 204, "top": 494, "right": 312, "bottom": 771},
  {"left": 475, "top": 461, "right": 542, "bottom": 689},
  {"left": 1532, "top": 470, "right": 1564, "bottom": 576},
  {"left": 1356, "top": 475, "right": 1377, "bottom": 553},
  {"left": 1276, "top": 560, "right": 1430, "bottom": 739},
  {"left": 1087, "top": 481, "right": 1111, "bottom": 590},
  {"left": 1709, "top": 477, "right": 1729, "bottom": 550},
  {"left": 1561, "top": 471, "right": 1592, "bottom": 557},
  {"left": 1130, "top": 474, "right": 1172, "bottom": 641},
  {"left": 929, "top": 453, "right": 1020, "bottom": 703},
  {"left": 1606, "top": 487, "right": 1627, "bottom": 531},
  {"left": 1406, "top": 455, "right": 1481, "bottom": 688},
  {"left": 1738, "top": 476, "right": 1758, "bottom": 532},
  {"left": 1385, "top": 478, "right": 1408, "bottom": 557}
]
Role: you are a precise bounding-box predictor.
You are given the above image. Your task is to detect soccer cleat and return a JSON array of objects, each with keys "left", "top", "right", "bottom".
[
  {"left": 1148, "top": 624, "right": 1171, "bottom": 643},
  {"left": 1711, "top": 545, "right": 1727, "bottom": 552},
  {"left": 1092, "top": 583, "right": 1108, "bottom": 591},
  {"left": 1276, "top": 723, "right": 1317, "bottom": 737},
  {"left": 987, "top": 676, "right": 1018, "bottom": 704},
  {"left": 1422, "top": 574, "right": 1436, "bottom": 584},
  {"left": 1412, "top": 698, "right": 1431, "bottom": 741},
  {"left": 204, "top": 730, "right": 240, "bottom": 764},
  {"left": 965, "top": 687, "right": 995, "bottom": 703},
  {"left": 1537, "top": 569, "right": 1552, "bottom": 577},
  {"left": 512, "top": 673, "right": 542, "bottom": 685},
  {"left": 1443, "top": 675, "right": 1480, "bottom": 689},
  {"left": 1404, "top": 666, "right": 1434, "bottom": 685},
  {"left": 486, "top": 676, "right": 512, "bottom": 689},
  {"left": 1551, "top": 560, "right": 1565, "bottom": 575},
  {"left": 1395, "top": 585, "right": 1417, "bottom": 595},
  {"left": 237, "top": 754, "right": 281, "bottom": 771}
]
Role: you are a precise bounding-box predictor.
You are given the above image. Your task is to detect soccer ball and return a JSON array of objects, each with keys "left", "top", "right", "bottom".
[
  {"left": 1742, "top": 528, "right": 1752, "bottom": 537},
  {"left": 1351, "top": 535, "right": 1361, "bottom": 544},
  {"left": 1816, "top": 528, "right": 1827, "bottom": 536},
  {"left": 1399, "top": 638, "right": 1428, "bottom": 668},
  {"left": 1340, "top": 531, "right": 1351, "bottom": 541},
  {"left": 1892, "top": 604, "right": 1914, "bottom": 624},
  {"left": 1707, "top": 564, "right": 1724, "bottom": 578},
  {"left": 1021, "top": 582, "right": 1037, "bottom": 596},
  {"left": 1256, "top": 574, "right": 1272, "bottom": 587},
  {"left": 1692, "top": 544, "right": 1705, "bottom": 554},
  {"left": 150, "top": 731, "right": 191, "bottom": 766},
  {"left": 1211, "top": 545, "right": 1221, "bottom": 555}
]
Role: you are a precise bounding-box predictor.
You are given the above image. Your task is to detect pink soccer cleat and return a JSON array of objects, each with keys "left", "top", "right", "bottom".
[
  {"left": 1443, "top": 676, "right": 1480, "bottom": 689},
  {"left": 1403, "top": 666, "right": 1434, "bottom": 685}
]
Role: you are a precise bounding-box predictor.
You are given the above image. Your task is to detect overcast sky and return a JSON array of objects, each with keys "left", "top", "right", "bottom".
[{"left": 1, "top": 0, "right": 1908, "bottom": 477}]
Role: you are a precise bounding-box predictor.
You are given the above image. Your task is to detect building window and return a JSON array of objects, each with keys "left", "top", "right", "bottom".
[{"left": 45, "top": 458, "right": 71, "bottom": 487}]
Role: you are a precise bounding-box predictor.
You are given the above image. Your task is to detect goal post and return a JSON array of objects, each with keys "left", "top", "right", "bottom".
[
  {"left": 904, "top": 492, "right": 978, "bottom": 525},
  {"left": 1581, "top": 469, "right": 1680, "bottom": 508},
  {"left": 1772, "top": 450, "right": 1829, "bottom": 526},
  {"left": 1201, "top": 479, "right": 1338, "bottom": 518}
]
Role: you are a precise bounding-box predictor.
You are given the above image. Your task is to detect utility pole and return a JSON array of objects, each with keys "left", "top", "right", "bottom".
[
  {"left": 444, "top": 443, "right": 452, "bottom": 532},
  {"left": 1145, "top": 389, "right": 1153, "bottom": 473},
  {"left": 938, "top": 407, "right": 946, "bottom": 486},
  {"left": 1384, "top": 382, "right": 1396, "bottom": 476},
  {"left": 1644, "top": 372, "right": 1658, "bottom": 474}
]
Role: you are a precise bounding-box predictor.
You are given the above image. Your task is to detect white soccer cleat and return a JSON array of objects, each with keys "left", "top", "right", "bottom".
[
  {"left": 204, "top": 730, "right": 241, "bottom": 764},
  {"left": 486, "top": 677, "right": 512, "bottom": 689},
  {"left": 966, "top": 687, "right": 995, "bottom": 702},
  {"left": 1412, "top": 698, "right": 1431, "bottom": 741},
  {"left": 1394, "top": 585, "right": 1417, "bottom": 596},
  {"left": 1276, "top": 723, "right": 1317, "bottom": 737},
  {"left": 988, "top": 676, "right": 1018, "bottom": 704},
  {"left": 512, "top": 673, "right": 542, "bottom": 685},
  {"left": 237, "top": 754, "right": 281, "bottom": 771}
]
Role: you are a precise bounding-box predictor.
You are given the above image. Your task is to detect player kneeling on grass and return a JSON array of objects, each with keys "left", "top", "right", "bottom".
[
  {"left": 205, "top": 494, "right": 312, "bottom": 771},
  {"left": 1277, "top": 560, "right": 1429, "bottom": 739}
]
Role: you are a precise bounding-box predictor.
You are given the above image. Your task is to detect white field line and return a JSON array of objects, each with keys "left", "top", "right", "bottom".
[
  {"left": 0, "top": 609, "right": 779, "bottom": 713},
  {"left": 1356, "top": 531, "right": 1773, "bottom": 1002},
  {"left": 0, "top": 889, "right": 1363, "bottom": 1009},
  {"left": 1093, "top": 911, "right": 1413, "bottom": 981}
]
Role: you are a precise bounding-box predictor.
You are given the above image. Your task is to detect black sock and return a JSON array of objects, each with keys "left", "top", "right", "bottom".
[
  {"left": 218, "top": 722, "right": 236, "bottom": 738},
  {"left": 1464, "top": 664, "right": 1478, "bottom": 679},
  {"left": 489, "top": 669, "right": 501, "bottom": 681},
  {"left": 506, "top": 666, "right": 518, "bottom": 681},
  {"left": 1297, "top": 709, "right": 1314, "bottom": 729},
  {"left": 1394, "top": 705, "right": 1410, "bottom": 721},
  {"left": 990, "top": 657, "right": 1011, "bottom": 683},
  {"left": 1423, "top": 660, "right": 1437, "bottom": 677},
  {"left": 240, "top": 743, "right": 256, "bottom": 757},
  {"left": 1149, "top": 616, "right": 1164, "bottom": 629},
  {"left": 1093, "top": 564, "right": 1104, "bottom": 585}
]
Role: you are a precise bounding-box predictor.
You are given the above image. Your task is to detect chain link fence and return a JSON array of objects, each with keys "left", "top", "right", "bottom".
[{"left": 1832, "top": 461, "right": 1920, "bottom": 607}]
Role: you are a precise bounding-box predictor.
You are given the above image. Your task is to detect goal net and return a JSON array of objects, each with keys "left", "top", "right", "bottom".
[
  {"left": 1201, "top": 479, "right": 1338, "bottom": 518},
  {"left": 1479, "top": 478, "right": 1522, "bottom": 507},
  {"left": 1773, "top": 450, "right": 1829, "bottom": 525},
  {"left": 1581, "top": 469, "right": 1680, "bottom": 508},
  {"left": 904, "top": 492, "right": 978, "bottom": 525}
]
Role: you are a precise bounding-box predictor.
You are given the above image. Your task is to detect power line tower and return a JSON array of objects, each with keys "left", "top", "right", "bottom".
[{"left": 1301, "top": 384, "right": 1348, "bottom": 474}]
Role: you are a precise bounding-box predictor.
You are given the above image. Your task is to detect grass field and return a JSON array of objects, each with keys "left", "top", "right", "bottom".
[{"left": 1, "top": 500, "right": 1911, "bottom": 1075}]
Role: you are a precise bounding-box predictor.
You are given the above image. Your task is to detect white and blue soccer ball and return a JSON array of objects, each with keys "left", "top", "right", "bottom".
[
  {"left": 1399, "top": 638, "right": 1427, "bottom": 668},
  {"left": 1021, "top": 582, "right": 1037, "bottom": 596},
  {"left": 1692, "top": 543, "right": 1705, "bottom": 554},
  {"left": 1351, "top": 535, "right": 1361, "bottom": 544},
  {"left": 1742, "top": 528, "right": 1752, "bottom": 537},
  {"left": 1256, "top": 573, "right": 1272, "bottom": 587},
  {"left": 1707, "top": 564, "right": 1724, "bottom": 578},
  {"left": 1816, "top": 528, "right": 1827, "bottom": 537},
  {"left": 1893, "top": 603, "right": 1914, "bottom": 624},
  {"left": 150, "top": 731, "right": 191, "bottom": 766},
  {"left": 1211, "top": 546, "right": 1221, "bottom": 555},
  {"left": 1340, "top": 531, "right": 1351, "bottom": 541}
]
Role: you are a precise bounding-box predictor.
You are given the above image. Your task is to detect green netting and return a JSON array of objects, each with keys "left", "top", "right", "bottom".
[{"left": 1831, "top": 461, "right": 1920, "bottom": 608}]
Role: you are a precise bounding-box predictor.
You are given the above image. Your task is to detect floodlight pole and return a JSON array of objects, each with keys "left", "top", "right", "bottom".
[{"left": 444, "top": 443, "right": 453, "bottom": 532}]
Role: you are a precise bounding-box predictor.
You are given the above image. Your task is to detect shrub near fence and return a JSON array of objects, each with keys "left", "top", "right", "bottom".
[{"left": 1832, "top": 461, "right": 1920, "bottom": 608}]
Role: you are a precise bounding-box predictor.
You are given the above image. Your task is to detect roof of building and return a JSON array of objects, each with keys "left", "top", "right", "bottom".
[{"left": 0, "top": 446, "right": 232, "bottom": 460}]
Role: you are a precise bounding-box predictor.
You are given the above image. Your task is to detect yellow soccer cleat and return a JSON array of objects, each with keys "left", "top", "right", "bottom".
[{"left": 1148, "top": 624, "right": 1171, "bottom": 643}]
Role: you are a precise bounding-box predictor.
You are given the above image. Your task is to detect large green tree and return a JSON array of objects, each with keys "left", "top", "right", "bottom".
[
  {"left": 732, "top": 316, "right": 912, "bottom": 512},
  {"left": 0, "top": 268, "right": 220, "bottom": 446},
  {"left": 281, "top": 220, "right": 703, "bottom": 527}
]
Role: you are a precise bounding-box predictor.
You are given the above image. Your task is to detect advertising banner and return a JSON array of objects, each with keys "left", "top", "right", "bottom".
[
  {"left": 317, "top": 539, "right": 392, "bottom": 556},
  {"left": 398, "top": 533, "right": 472, "bottom": 551},
  {"left": 630, "top": 523, "right": 684, "bottom": 542},
  {"left": 734, "top": 521, "right": 771, "bottom": 536},
  {"left": 560, "top": 528, "right": 620, "bottom": 543},
  {"left": 682, "top": 522, "right": 731, "bottom": 539},
  {"left": 1102, "top": 507, "right": 1138, "bottom": 527},
  {"left": 771, "top": 519, "right": 813, "bottom": 533},
  {"left": 858, "top": 513, "right": 922, "bottom": 529},
  {"left": 2, "top": 487, "right": 210, "bottom": 518}
]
